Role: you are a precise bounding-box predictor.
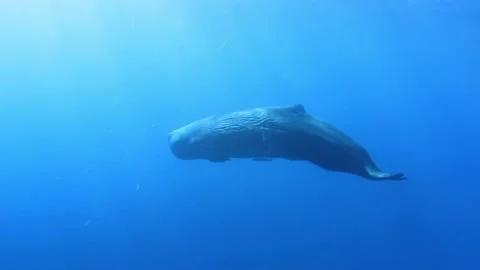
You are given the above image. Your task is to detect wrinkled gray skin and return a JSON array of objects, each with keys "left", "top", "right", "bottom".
[{"left": 168, "top": 104, "right": 406, "bottom": 181}]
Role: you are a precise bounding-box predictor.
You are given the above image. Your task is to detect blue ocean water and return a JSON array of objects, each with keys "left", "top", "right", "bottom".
[{"left": 0, "top": 1, "right": 479, "bottom": 269}]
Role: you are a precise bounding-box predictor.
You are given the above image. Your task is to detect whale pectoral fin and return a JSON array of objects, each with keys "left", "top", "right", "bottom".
[
  {"left": 252, "top": 157, "right": 272, "bottom": 161},
  {"left": 208, "top": 157, "right": 231, "bottom": 162}
]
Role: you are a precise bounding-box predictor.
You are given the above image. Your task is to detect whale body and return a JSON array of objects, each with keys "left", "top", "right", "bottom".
[{"left": 168, "top": 104, "right": 406, "bottom": 181}]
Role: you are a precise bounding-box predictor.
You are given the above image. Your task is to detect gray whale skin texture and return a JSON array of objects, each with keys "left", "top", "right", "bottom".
[{"left": 168, "top": 104, "right": 406, "bottom": 181}]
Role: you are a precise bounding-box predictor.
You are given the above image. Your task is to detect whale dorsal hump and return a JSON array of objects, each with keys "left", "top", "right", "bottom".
[{"left": 284, "top": 104, "right": 306, "bottom": 114}]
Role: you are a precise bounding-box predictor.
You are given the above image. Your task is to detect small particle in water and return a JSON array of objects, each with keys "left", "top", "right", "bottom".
[
  {"left": 136, "top": 183, "right": 140, "bottom": 191},
  {"left": 84, "top": 220, "right": 91, "bottom": 227},
  {"left": 219, "top": 40, "right": 228, "bottom": 50}
]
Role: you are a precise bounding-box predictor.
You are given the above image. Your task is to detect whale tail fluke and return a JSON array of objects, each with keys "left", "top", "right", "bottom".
[
  {"left": 369, "top": 171, "right": 406, "bottom": 181},
  {"left": 364, "top": 165, "right": 407, "bottom": 181}
]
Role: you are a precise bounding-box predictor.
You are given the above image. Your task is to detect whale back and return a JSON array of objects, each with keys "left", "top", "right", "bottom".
[
  {"left": 265, "top": 104, "right": 367, "bottom": 153},
  {"left": 169, "top": 104, "right": 367, "bottom": 160},
  {"left": 189, "top": 104, "right": 367, "bottom": 154}
]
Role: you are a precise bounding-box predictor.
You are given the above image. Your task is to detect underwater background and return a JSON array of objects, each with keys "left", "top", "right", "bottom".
[{"left": 0, "top": 1, "right": 479, "bottom": 269}]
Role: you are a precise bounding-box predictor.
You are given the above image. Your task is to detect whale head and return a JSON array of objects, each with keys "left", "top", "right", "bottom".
[
  {"left": 168, "top": 128, "right": 199, "bottom": 160},
  {"left": 167, "top": 118, "right": 215, "bottom": 160}
]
